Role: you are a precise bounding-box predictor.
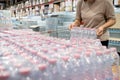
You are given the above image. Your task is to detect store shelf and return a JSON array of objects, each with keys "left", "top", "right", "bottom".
[
  {"left": 109, "top": 38, "right": 120, "bottom": 52},
  {"left": 109, "top": 28, "right": 120, "bottom": 38},
  {"left": 16, "top": 0, "right": 65, "bottom": 10},
  {"left": 10, "top": 0, "right": 75, "bottom": 17},
  {"left": 109, "top": 38, "right": 120, "bottom": 41},
  {"left": 54, "top": 0, "right": 65, "bottom": 3}
]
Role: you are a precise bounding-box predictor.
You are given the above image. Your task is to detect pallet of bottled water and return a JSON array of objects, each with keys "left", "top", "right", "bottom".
[
  {"left": 70, "top": 27, "right": 100, "bottom": 46},
  {"left": 0, "top": 30, "right": 119, "bottom": 80},
  {"left": 57, "top": 29, "right": 70, "bottom": 40},
  {"left": 46, "top": 16, "right": 58, "bottom": 31}
]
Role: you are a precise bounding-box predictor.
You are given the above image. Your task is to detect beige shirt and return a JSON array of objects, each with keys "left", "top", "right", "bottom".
[{"left": 76, "top": 0, "right": 116, "bottom": 41}]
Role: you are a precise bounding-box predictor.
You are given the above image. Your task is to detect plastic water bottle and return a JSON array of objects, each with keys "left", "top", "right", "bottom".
[
  {"left": 59, "top": 56, "right": 71, "bottom": 80},
  {"left": 78, "top": 22, "right": 84, "bottom": 40},
  {"left": 83, "top": 51, "right": 94, "bottom": 80},
  {"left": 18, "top": 67, "right": 31, "bottom": 80},
  {"left": 48, "top": 58, "right": 60, "bottom": 80},
  {"left": 0, "top": 71, "right": 10, "bottom": 80},
  {"left": 71, "top": 53, "right": 82, "bottom": 80},
  {"left": 94, "top": 51, "right": 105, "bottom": 80},
  {"left": 70, "top": 27, "right": 79, "bottom": 45},
  {"left": 37, "top": 64, "right": 49, "bottom": 80},
  {"left": 94, "top": 39, "right": 102, "bottom": 47},
  {"left": 110, "top": 48, "right": 119, "bottom": 80},
  {"left": 89, "top": 28, "right": 97, "bottom": 39},
  {"left": 103, "top": 49, "right": 113, "bottom": 80}
]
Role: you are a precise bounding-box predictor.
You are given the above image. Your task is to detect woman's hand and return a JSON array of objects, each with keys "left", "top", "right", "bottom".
[
  {"left": 96, "top": 27, "right": 105, "bottom": 37},
  {"left": 69, "top": 20, "right": 80, "bottom": 29},
  {"left": 69, "top": 22, "right": 77, "bottom": 29},
  {"left": 96, "top": 19, "right": 116, "bottom": 37}
]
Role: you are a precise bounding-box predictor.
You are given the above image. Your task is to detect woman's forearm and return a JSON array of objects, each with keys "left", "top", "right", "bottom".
[
  {"left": 96, "top": 19, "right": 116, "bottom": 36},
  {"left": 101, "top": 19, "right": 116, "bottom": 30}
]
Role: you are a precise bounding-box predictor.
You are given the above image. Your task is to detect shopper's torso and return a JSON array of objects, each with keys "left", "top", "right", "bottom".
[
  {"left": 79, "top": 0, "right": 114, "bottom": 41},
  {"left": 81, "top": 0, "right": 106, "bottom": 29}
]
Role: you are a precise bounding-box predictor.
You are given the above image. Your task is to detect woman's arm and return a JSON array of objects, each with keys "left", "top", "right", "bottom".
[
  {"left": 97, "top": 0, "right": 116, "bottom": 36},
  {"left": 97, "top": 19, "right": 116, "bottom": 36},
  {"left": 69, "top": 0, "right": 82, "bottom": 29},
  {"left": 69, "top": 19, "right": 81, "bottom": 29}
]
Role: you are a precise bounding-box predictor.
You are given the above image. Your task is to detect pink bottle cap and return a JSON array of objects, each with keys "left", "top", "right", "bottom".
[
  {"left": 74, "top": 54, "right": 80, "bottom": 59},
  {"left": 31, "top": 50, "right": 37, "bottom": 54},
  {"left": 65, "top": 44, "right": 71, "bottom": 47},
  {"left": 38, "top": 64, "right": 47, "bottom": 71},
  {"left": 48, "top": 59, "right": 57, "bottom": 64},
  {"left": 78, "top": 41, "right": 83, "bottom": 44},
  {"left": 61, "top": 45, "right": 66, "bottom": 49},
  {"left": 37, "top": 52, "right": 42, "bottom": 57},
  {"left": 18, "top": 51, "right": 23, "bottom": 54},
  {"left": 105, "top": 49, "right": 110, "bottom": 54},
  {"left": 62, "top": 56, "right": 69, "bottom": 62},
  {"left": 4, "top": 44, "right": 9, "bottom": 46},
  {"left": 3, "top": 52, "right": 11, "bottom": 56},
  {"left": 72, "top": 45, "right": 77, "bottom": 48},
  {"left": 20, "top": 45, "right": 24, "bottom": 48},
  {"left": 94, "top": 48, "right": 100, "bottom": 51},
  {"left": 41, "top": 55, "right": 48, "bottom": 60},
  {"left": 48, "top": 50, "right": 55, "bottom": 54},
  {"left": 53, "top": 48, "right": 57, "bottom": 51},
  {"left": 14, "top": 63, "right": 22, "bottom": 68},
  {"left": 85, "top": 52, "right": 91, "bottom": 57},
  {"left": 0, "top": 71, "right": 10, "bottom": 80},
  {"left": 86, "top": 49, "right": 92, "bottom": 52},
  {"left": 29, "top": 44, "right": 34, "bottom": 47},
  {"left": 96, "top": 51, "right": 103, "bottom": 56},
  {"left": 19, "top": 67, "right": 31, "bottom": 75},
  {"left": 42, "top": 49, "right": 48, "bottom": 53}
]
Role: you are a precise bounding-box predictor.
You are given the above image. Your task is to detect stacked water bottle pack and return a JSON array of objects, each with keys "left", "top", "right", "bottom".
[
  {"left": 0, "top": 29, "right": 39, "bottom": 36},
  {"left": 70, "top": 27, "right": 99, "bottom": 46},
  {"left": 0, "top": 30, "right": 119, "bottom": 80}
]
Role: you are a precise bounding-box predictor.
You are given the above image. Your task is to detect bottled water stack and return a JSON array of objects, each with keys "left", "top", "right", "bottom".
[
  {"left": 0, "top": 30, "right": 119, "bottom": 80},
  {"left": 70, "top": 27, "right": 98, "bottom": 46}
]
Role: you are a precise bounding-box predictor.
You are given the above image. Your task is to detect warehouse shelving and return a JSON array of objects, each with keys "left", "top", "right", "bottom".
[{"left": 9, "top": 0, "right": 76, "bottom": 17}]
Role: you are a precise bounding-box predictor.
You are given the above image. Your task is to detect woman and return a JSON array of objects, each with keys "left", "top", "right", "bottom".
[{"left": 69, "top": 0, "right": 116, "bottom": 47}]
